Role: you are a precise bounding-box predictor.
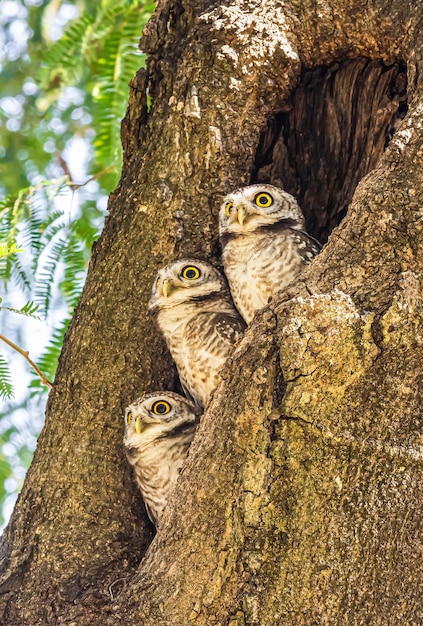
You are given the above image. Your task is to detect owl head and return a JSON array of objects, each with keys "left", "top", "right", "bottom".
[
  {"left": 124, "top": 391, "right": 201, "bottom": 450},
  {"left": 149, "top": 258, "right": 229, "bottom": 312},
  {"left": 219, "top": 184, "right": 305, "bottom": 238}
]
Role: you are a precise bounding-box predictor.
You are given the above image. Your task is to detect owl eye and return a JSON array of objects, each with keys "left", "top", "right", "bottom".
[
  {"left": 126, "top": 411, "right": 133, "bottom": 425},
  {"left": 254, "top": 192, "right": 273, "bottom": 208},
  {"left": 225, "top": 201, "right": 233, "bottom": 217},
  {"left": 181, "top": 265, "right": 201, "bottom": 280},
  {"left": 152, "top": 400, "right": 171, "bottom": 415}
]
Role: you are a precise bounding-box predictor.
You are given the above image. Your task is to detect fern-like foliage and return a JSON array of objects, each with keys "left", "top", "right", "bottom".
[
  {"left": 0, "top": 179, "right": 70, "bottom": 285},
  {"left": 92, "top": 2, "right": 154, "bottom": 170},
  {"left": 0, "top": 178, "right": 100, "bottom": 393},
  {"left": 0, "top": 354, "right": 13, "bottom": 400},
  {"left": 37, "top": 0, "right": 154, "bottom": 189},
  {"left": 0, "top": 243, "right": 24, "bottom": 258},
  {"left": 38, "top": 15, "right": 95, "bottom": 91},
  {"left": 0, "top": 300, "right": 40, "bottom": 319}
]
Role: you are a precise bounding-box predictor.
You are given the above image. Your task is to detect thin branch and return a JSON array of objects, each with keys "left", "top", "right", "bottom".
[
  {"left": 0, "top": 333, "right": 53, "bottom": 388},
  {"left": 56, "top": 152, "right": 115, "bottom": 190},
  {"left": 67, "top": 166, "right": 115, "bottom": 190}
]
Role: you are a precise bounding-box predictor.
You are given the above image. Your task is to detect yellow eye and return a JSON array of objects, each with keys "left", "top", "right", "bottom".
[
  {"left": 126, "top": 411, "right": 133, "bottom": 425},
  {"left": 152, "top": 400, "right": 171, "bottom": 415},
  {"left": 254, "top": 192, "right": 273, "bottom": 208},
  {"left": 181, "top": 265, "right": 201, "bottom": 280},
  {"left": 225, "top": 201, "right": 233, "bottom": 217}
]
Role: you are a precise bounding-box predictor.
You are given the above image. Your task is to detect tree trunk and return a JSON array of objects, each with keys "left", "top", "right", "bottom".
[{"left": 1, "top": 0, "right": 423, "bottom": 624}]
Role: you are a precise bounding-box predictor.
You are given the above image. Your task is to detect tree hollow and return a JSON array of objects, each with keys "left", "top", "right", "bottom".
[{"left": 253, "top": 57, "right": 408, "bottom": 241}]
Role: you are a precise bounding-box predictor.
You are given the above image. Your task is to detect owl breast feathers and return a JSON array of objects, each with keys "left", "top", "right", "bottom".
[
  {"left": 148, "top": 258, "right": 246, "bottom": 409},
  {"left": 219, "top": 184, "right": 321, "bottom": 323},
  {"left": 124, "top": 391, "right": 201, "bottom": 527}
]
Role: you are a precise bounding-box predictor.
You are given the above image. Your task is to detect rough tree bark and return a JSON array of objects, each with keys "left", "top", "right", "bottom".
[{"left": 1, "top": 0, "right": 422, "bottom": 624}]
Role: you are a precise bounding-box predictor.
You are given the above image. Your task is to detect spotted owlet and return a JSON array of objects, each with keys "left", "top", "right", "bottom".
[
  {"left": 148, "top": 258, "right": 246, "bottom": 408},
  {"left": 219, "top": 184, "right": 321, "bottom": 323},
  {"left": 124, "top": 391, "right": 201, "bottom": 527}
]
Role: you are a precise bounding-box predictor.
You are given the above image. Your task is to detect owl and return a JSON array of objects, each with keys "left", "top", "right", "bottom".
[
  {"left": 148, "top": 258, "right": 246, "bottom": 408},
  {"left": 219, "top": 184, "right": 321, "bottom": 323},
  {"left": 124, "top": 391, "right": 201, "bottom": 527}
]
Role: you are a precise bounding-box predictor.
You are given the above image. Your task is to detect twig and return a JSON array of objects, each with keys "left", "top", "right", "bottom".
[
  {"left": 67, "top": 165, "right": 115, "bottom": 190},
  {"left": 0, "top": 333, "right": 53, "bottom": 388},
  {"left": 56, "top": 152, "right": 115, "bottom": 191}
]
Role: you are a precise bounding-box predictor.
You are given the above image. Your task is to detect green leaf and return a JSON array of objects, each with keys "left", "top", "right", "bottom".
[
  {"left": 37, "top": 15, "right": 95, "bottom": 92},
  {"left": 0, "top": 243, "right": 24, "bottom": 258},
  {"left": 1, "top": 301, "right": 40, "bottom": 320},
  {"left": 0, "top": 354, "right": 13, "bottom": 400}
]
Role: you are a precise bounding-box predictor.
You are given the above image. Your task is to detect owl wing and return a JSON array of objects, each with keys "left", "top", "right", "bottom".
[
  {"left": 214, "top": 312, "right": 246, "bottom": 346},
  {"left": 289, "top": 229, "right": 322, "bottom": 263}
]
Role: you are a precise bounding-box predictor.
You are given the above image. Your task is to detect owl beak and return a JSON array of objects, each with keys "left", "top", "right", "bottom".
[
  {"left": 162, "top": 279, "right": 174, "bottom": 298},
  {"left": 237, "top": 206, "right": 246, "bottom": 226},
  {"left": 135, "top": 416, "right": 144, "bottom": 434}
]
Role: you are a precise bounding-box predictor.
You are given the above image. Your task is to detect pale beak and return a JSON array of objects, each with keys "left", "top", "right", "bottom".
[
  {"left": 237, "top": 206, "right": 246, "bottom": 226},
  {"left": 162, "top": 278, "right": 173, "bottom": 298},
  {"left": 135, "top": 416, "right": 144, "bottom": 434}
]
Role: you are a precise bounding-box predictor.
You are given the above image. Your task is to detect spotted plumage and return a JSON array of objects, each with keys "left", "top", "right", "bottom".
[
  {"left": 148, "top": 259, "right": 246, "bottom": 408},
  {"left": 124, "top": 391, "right": 201, "bottom": 527},
  {"left": 219, "top": 184, "right": 321, "bottom": 323}
]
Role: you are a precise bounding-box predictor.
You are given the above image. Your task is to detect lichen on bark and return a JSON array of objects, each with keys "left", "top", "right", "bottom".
[{"left": 278, "top": 290, "right": 380, "bottom": 425}]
